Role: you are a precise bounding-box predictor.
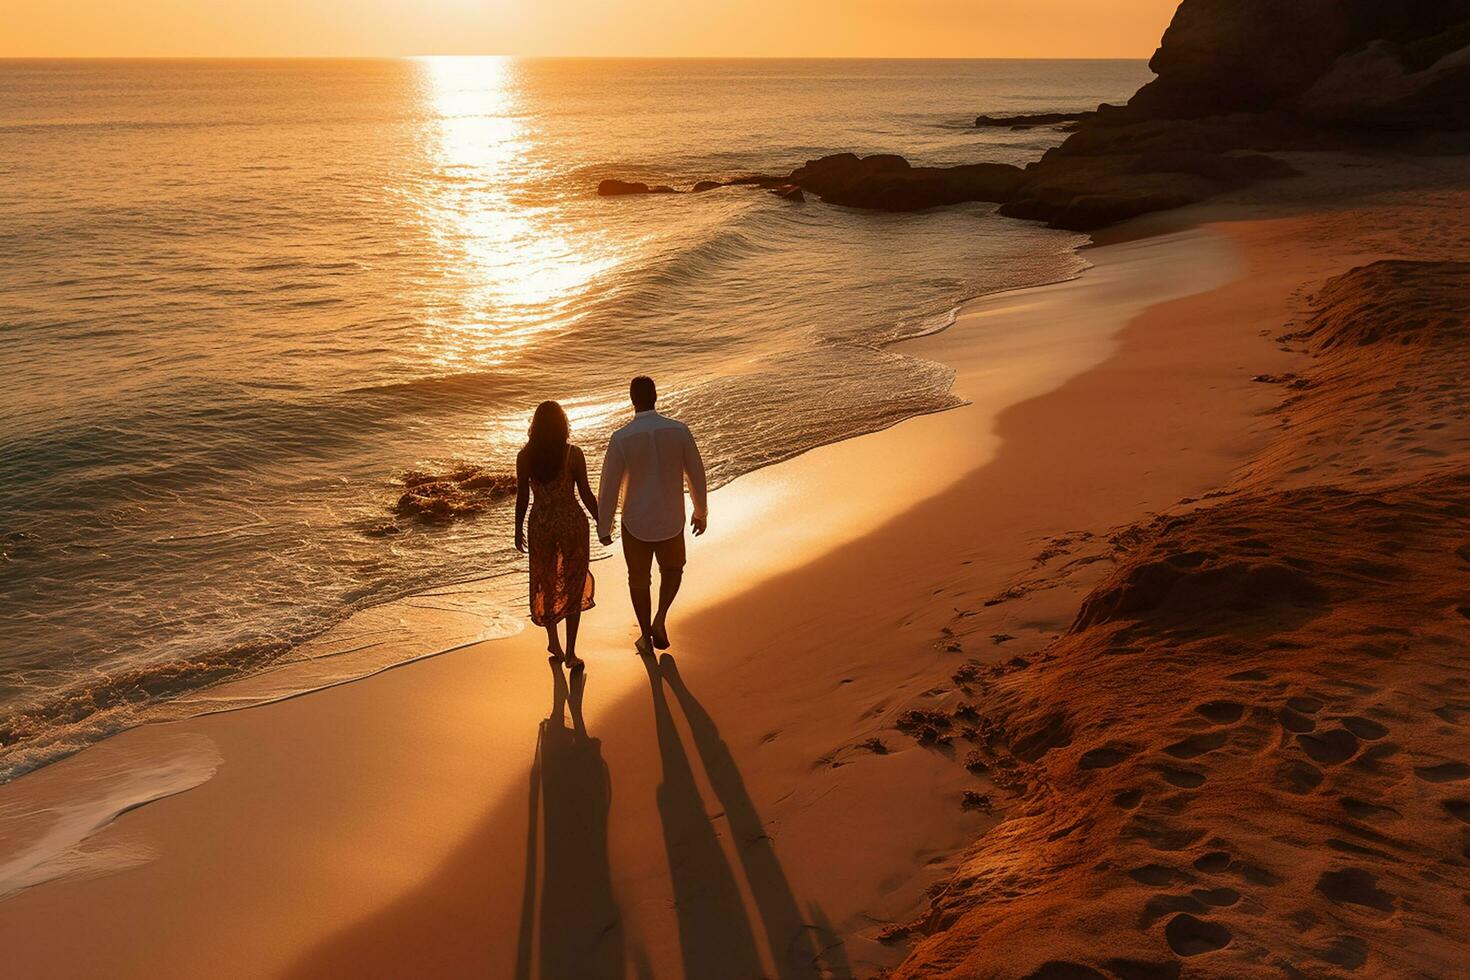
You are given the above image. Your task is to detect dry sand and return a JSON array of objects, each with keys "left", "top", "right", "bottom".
[
  {"left": 892, "top": 155, "right": 1470, "bottom": 978},
  {"left": 2, "top": 153, "right": 1465, "bottom": 978}
]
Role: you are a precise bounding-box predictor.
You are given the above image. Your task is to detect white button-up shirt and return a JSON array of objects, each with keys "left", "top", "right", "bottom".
[{"left": 597, "top": 410, "right": 708, "bottom": 542}]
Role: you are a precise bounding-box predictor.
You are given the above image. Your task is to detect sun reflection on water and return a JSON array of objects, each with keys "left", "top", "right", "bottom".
[
  {"left": 480, "top": 390, "right": 633, "bottom": 452},
  {"left": 415, "top": 56, "right": 618, "bottom": 371}
]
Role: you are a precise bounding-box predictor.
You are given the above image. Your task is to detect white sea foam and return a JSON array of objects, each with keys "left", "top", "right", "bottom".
[{"left": 0, "top": 732, "right": 221, "bottom": 900}]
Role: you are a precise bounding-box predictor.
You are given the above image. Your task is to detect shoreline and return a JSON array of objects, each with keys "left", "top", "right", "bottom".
[
  {"left": 0, "top": 216, "right": 1091, "bottom": 790},
  {"left": 0, "top": 200, "right": 1246, "bottom": 976},
  {"left": 11, "top": 148, "right": 1456, "bottom": 976}
]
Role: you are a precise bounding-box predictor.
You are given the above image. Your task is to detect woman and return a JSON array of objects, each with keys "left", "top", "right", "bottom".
[{"left": 515, "top": 400, "right": 598, "bottom": 668}]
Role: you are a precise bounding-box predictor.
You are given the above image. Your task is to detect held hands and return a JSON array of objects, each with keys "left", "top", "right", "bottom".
[{"left": 691, "top": 514, "right": 707, "bottom": 536}]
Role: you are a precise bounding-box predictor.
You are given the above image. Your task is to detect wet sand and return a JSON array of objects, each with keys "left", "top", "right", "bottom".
[{"left": 5, "top": 153, "right": 1462, "bottom": 978}]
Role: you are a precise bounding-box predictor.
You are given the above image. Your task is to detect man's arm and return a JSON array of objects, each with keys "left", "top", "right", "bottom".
[
  {"left": 683, "top": 427, "right": 708, "bottom": 535},
  {"left": 596, "top": 434, "right": 624, "bottom": 543}
]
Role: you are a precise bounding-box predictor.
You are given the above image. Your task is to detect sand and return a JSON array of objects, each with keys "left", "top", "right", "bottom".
[
  {"left": 892, "top": 156, "right": 1470, "bottom": 977},
  {"left": 2, "top": 152, "right": 1466, "bottom": 978}
]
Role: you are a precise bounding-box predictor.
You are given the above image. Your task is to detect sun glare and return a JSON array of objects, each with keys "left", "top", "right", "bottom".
[{"left": 415, "top": 56, "right": 616, "bottom": 371}]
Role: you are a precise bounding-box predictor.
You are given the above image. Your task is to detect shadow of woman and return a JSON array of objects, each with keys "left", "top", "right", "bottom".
[
  {"left": 658, "top": 653, "right": 852, "bottom": 979},
  {"left": 515, "top": 661, "right": 622, "bottom": 979},
  {"left": 641, "top": 651, "right": 766, "bottom": 979}
]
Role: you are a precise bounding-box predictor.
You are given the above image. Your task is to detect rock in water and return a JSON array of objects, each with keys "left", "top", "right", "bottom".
[
  {"left": 597, "top": 178, "right": 678, "bottom": 196},
  {"left": 974, "top": 110, "right": 1101, "bottom": 128},
  {"left": 786, "top": 153, "right": 1023, "bottom": 211},
  {"left": 769, "top": 183, "right": 805, "bottom": 202},
  {"left": 597, "top": 178, "right": 650, "bottom": 196}
]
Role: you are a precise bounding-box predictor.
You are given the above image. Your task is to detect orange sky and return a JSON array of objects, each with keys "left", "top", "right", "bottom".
[{"left": 4, "top": 0, "right": 1179, "bottom": 58}]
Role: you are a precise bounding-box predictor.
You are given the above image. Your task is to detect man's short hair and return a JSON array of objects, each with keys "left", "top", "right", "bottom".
[{"left": 630, "top": 375, "right": 657, "bottom": 409}]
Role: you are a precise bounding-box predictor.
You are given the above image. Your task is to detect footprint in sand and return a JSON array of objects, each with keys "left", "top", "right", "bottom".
[
  {"left": 1287, "top": 695, "right": 1324, "bottom": 713},
  {"left": 1193, "top": 851, "right": 1231, "bottom": 873},
  {"left": 1415, "top": 761, "right": 1470, "bottom": 782},
  {"left": 1442, "top": 800, "right": 1470, "bottom": 823},
  {"left": 1341, "top": 716, "right": 1388, "bottom": 739},
  {"left": 1164, "top": 913, "right": 1232, "bottom": 956},
  {"left": 1128, "top": 864, "right": 1181, "bottom": 886},
  {"left": 1341, "top": 797, "right": 1400, "bottom": 820},
  {"left": 1228, "top": 669, "right": 1270, "bottom": 682},
  {"left": 1432, "top": 704, "right": 1470, "bottom": 724},
  {"left": 1194, "top": 700, "right": 1245, "bottom": 724},
  {"left": 1164, "top": 731, "right": 1229, "bottom": 759},
  {"left": 1317, "top": 867, "right": 1396, "bottom": 914},
  {"left": 1276, "top": 759, "right": 1324, "bottom": 794},
  {"left": 1298, "top": 728, "right": 1360, "bottom": 765},
  {"left": 1317, "top": 935, "right": 1369, "bottom": 970},
  {"left": 1162, "top": 766, "right": 1206, "bottom": 789},
  {"left": 1078, "top": 744, "right": 1136, "bottom": 770},
  {"left": 1113, "top": 788, "right": 1143, "bottom": 809},
  {"left": 1353, "top": 740, "right": 1402, "bottom": 772},
  {"left": 1279, "top": 707, "right": 1316, "bottom": 733}
]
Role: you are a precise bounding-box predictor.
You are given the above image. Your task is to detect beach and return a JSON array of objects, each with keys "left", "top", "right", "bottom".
[{"left": 3, "top": 150, "right": 1469, "bottom": 977}]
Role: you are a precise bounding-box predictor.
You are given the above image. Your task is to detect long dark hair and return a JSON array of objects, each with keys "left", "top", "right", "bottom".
[{"left": 525, "top": 400, "right": 570, "bottom": 483}]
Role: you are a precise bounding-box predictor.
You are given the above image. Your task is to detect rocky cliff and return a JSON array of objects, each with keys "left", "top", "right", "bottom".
[
  {"left": 599, "top": 2, "right": 1470, "bottom": 229},
  {"left": 1004, "top": 0, "right": 1470, "bottom": 228}
]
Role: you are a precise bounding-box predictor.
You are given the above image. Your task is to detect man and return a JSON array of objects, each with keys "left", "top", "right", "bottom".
[{"left": 597, "top": 376, "right": 708, "bottom": 655}]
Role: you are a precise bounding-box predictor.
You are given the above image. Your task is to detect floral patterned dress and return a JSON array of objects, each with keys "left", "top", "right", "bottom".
[{"left": 528, "top": 448, "right": 595, "bottom": 627}]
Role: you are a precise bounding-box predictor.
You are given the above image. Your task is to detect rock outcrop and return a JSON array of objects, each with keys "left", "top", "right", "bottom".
[
  {"left": 1005, "top": 0, "right": 1470, "bottom": 228},
  {"left": 597, "top": 154, "right": 1022, "bottom": 212},
  {"left": 785, "top": 153, "right": 1023, "bottom": 211},
  {"left": 599, "top": 3, "right": 1470, "bottom": 228},
  {"left": 974, "top": 110, "right": 1098, "bottom": 129},
  {"left": 1125, "top": 0, "right": 1470, "bottom": 125},
  {"left": 597, "top": 179, "right": 676, "bottom": 196}
]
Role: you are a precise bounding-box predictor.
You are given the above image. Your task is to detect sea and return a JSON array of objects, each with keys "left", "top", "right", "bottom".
[{"left": 0, "top": 57, "right": 1151, "bottom": 782}]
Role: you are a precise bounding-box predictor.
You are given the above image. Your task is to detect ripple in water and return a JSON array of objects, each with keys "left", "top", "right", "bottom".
[{"left": 0, "top": 57, "right": 1151, "bottom": 780}]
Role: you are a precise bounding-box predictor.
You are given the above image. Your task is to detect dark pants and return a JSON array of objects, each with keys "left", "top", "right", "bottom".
[{"left": 621, "top": 526, "right": 686, "bottom": 587}]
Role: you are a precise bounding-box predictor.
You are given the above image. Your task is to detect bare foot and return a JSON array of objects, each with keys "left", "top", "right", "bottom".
[
  {"left": 651, "top": 621, "right": 670, "bottom": 650},
  {"left": 635, "top": 635, "right": 654, "bottom": 657},
  {"left": 564, "top": 652, "right": 585, "bottom": 670}
]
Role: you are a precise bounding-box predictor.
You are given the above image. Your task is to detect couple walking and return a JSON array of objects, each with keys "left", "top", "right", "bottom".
[{"left": 514, "top": 375, "right": 708, "bottom": 667}]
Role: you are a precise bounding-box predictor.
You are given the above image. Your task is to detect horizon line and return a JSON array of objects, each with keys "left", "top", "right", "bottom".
[{"left": 0, "top": 54, "right": 1154, "bottom": 62}]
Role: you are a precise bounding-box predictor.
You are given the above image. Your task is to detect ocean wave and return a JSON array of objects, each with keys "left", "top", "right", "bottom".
[
  {"left": 0, "top": 56, "right": 1147, "bottom": 789},
  {"left": 0, "top": 731, "right": 222, "bottom": 900},
  {"left": 0, "top": 583, "right": 522, "bottom": 784},
  {"left": 0, "top": 642, "right": 286, "bottom": 782}
]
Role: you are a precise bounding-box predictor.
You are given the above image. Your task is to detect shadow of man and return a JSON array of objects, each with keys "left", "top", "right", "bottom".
[
  {"left": 659, "top": 653, "right": 853, "bottom": 980},
  {"left": 641, "top": 651, "right": 765, "bottom": 979},
  {"left": 516, "top": 660, "right": 622, "bottom": 979}
]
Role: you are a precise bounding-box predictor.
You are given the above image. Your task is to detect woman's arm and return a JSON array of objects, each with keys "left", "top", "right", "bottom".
[
  {"left": 514, "top": 449, "right": 530, "bottom": 554},
  {"left": 573, "top": 446, "right": 600, "bottom": 526}
]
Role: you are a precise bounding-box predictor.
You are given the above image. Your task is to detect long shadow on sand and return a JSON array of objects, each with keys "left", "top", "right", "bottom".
[
  {"left": 645, "top": 652, "right": 851, "bottom": 979},
  {"left": 515, "top": 661, "right": 622, "bottom": 978}
]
